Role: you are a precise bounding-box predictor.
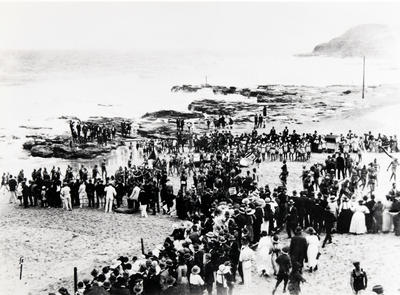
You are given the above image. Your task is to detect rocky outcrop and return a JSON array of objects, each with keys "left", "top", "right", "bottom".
[
  {"left": 188, "top": 99, "right": 260, "bottom": 116},
  {"left": 310, "top": 24, "right": 398, "bottom": 58},
  {"left": 25, "top": 138, "right": 122, "bottom": 159},
  {"left": 23, "top": 117, "right": 132, "bottom": 159},
  {"left": 141, "top": 110, "right": 204, "bottom": 120}
]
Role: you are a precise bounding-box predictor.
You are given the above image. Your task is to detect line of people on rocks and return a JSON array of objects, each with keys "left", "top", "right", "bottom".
[{"left": 68, "top": 120, "right": 132, "bottom": 145}]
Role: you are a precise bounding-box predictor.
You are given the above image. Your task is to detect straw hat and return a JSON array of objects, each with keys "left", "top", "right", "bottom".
[
  {"left": 246, "top": 208, "right": 255, "bottom": 215},
  {"left": 191, "top": 265, "right": 201, "bottom": 275}
]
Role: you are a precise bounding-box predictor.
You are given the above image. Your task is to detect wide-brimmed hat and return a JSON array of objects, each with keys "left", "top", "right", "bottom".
[
  {"left": 288, "top": 199, "right": 295, "bottom": 205},
  {"left": 255, "top": 199, "right": 266, "bottom": 208},
  {"left": 246, "top": 208, "right": 255, "bottom": 215},
  {"left": 218, "top": 235, "right": 227, "bottom": 244},
  {"left": 165, "top": 259, "right": 174, "bottom": 267},
  {"left": 281, "top": 246, "right": 289, "bottom": 254},
  {"left": 58, "top": 288, "right": 70, "bottom": 295},
  {"left": 305, "top": 227, "right": 316, "bottom": 235},
  {"left": 117, "top": 256, "right": 129, "bottom": 263},
  {"left": 191, "top": 265, "right": 201, "bottom": 275},
  {"left": 218, "top": 264, "right": 226, "bottom": 273},
  {"left": 183, "top": 221, "right": 193, "bottom": 229},
  {"left": 205, "top": 232, "right": 215, "bottom": 238},
  {"left": 372, "top": 285, "right": 384, "bottom": 294}
]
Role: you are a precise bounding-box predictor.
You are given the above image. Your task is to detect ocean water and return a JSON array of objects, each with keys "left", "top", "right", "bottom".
[{"left": 0, "top": 49, "right": 399, "bottom": 175}]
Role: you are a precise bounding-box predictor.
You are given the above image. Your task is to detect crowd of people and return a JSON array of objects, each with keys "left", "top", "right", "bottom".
[{"left": 2, "top": 126, "right": 399, "bottom": 295}]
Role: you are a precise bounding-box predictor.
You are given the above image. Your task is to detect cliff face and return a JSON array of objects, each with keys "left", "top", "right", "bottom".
[{"left": 311, "top": 24, "right": 398, "bottom": 58}]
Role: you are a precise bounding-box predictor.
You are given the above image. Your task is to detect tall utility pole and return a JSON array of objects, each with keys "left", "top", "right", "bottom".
[{"left": 362, "top": 56, "right": 365, "bottom": 99}]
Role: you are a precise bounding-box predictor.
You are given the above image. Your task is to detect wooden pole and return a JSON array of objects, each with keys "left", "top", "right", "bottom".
[
  {"left": 73, "top": 267, "right": 78, "bottom": 294},
  {"left": 141, "top": 238, "right": 145, "bottom": 255},
  {"left": 362, "top": 56, "right": 365, "bottom": 99},
  {"left": 19, "top": 257, "right": 24, "bottom": 280}
]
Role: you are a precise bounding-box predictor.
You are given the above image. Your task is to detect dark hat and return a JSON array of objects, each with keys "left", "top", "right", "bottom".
[
  {"left": 117, "top": 256, "right": 129, "bottom": 263},
  {"left": 191, "top": 265, "right": 201, "bottom": 275},
  {"left": 131, "top": 273, "right": 144, "bottom": 282},
  {"left": 372, "top": 285, "right": 384, "bottom": 294},
  {"left": 294, "top": 226, "right": 302, "bottom": 234},
  {"left": 281, "top": 246, "right": 289, "bottom": 254},
  {"left": 58, "top": 288, "right": 70, "bottom": 295}
]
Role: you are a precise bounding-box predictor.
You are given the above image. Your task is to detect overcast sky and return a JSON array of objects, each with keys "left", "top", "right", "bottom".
[{"left": 0, "top": 1, "right": 399, "bottom": 54}]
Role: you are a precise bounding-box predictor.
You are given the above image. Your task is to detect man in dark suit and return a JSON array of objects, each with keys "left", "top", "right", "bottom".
[
  {"left": 286, "top": 199, "right": 298, "bottom": 238},
  {"left": 365, "top": 195, "right": 376, "bottom": 233},
  {"left": 336, "top": 153, "right": 345, "bottom": 179},
  {"left": 204, "top": 253, "right": 215, "bottom": 295},
  {"left": 289, "top": 227, "right": 308, "bottom": 269},
  {"left": 322, "top": 205, "right": 336, "bottom": 248}
]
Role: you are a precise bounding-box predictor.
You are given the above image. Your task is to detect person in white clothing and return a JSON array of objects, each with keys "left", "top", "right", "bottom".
[
  {"left": 129, "top": 183, "right": 141, "bottom": 211},
  {"left": 60, "top": 182, "right": 72, "bottom": 211},
  {"left": 239, "top": 240, "right": 255, "bottom": 286},
  {"left": 78, "top": 181, "right": 87, "bottom": 209},
  {"left": 305, "top": 227, "right": 320, "bottom": 272},
  {"left": 104, "top": 181, "right": 116, "bottom": 213},
  {"left": 349, "top": 200, "right": 370, "bottom": 234},
  {"left": 256, "top": 231, "right": 274, "bottom": 276}
]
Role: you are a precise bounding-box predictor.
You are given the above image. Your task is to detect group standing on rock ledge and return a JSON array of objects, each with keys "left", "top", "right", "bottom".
[{"left": 69, "top": 120, "right": 132, "bottom": 145}]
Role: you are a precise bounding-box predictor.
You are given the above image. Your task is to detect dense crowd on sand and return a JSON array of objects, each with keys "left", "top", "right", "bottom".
[{"left": 2, "top": 125, "right": 399, "bottom": 295}]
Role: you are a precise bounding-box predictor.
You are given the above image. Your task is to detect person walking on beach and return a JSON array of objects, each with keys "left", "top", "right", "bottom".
[
  {"left": 78, "top": 181, "right": 87, "bottom": 209},
  {"left": 239, "top": 239, "right": 255, "bottom": 286},
  {"left": 272, "top": 246, "right": 291, "bottom": 295},
  {"left": 8, "top": 175, "right": 18, "bottom": 204},
  {"left": 287, "top": 262, "right": 306, "bottom": 295},
  {"left": 322, "top": 205, "right": 335, "bottom": 248},
  {"left": 387, "top": 158, "right": 398, "bottom": 182},
  {"left": 350, "top": 261, "right": 368, "bottom": 294},
  {"left": 101, "top": 158, "right": 107, "bottom": 179},
  {"left": 138, "top": 185, "right": 149, "bottom": 218},
  {"left": 60, "top": 182, "right": 72, "bottom": 211},
  {"left": 289, "top": 227, "right": 307, "bottom": 270},
  {"left": 104, "top": 179, "right": 116, "bottom": 213}
]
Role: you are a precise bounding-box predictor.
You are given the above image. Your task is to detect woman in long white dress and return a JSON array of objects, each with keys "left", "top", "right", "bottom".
[
  {"left": 305, "top": 227, "right": 320, "bottom": 272},
  {"left": 349, "top": 200, "right": 370, "bottom": 234},
  {"left": 382, "top": 196, "right": 394, "bottom": 233},
  {"left": 239, "top": 241, "right": 255, "bottom": 286},
  {"left": 256, "top": 231, "right": 273, "bottom": 276}
]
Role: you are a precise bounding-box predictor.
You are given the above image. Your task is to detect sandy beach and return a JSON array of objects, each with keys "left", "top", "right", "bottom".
[{"left": 1, "top": 149, "right": 399, "bottom": 295}]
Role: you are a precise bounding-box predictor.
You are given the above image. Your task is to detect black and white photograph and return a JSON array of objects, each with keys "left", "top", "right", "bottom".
[{"left": 0, "top": 1, "right": 400, "bottom": 294}]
